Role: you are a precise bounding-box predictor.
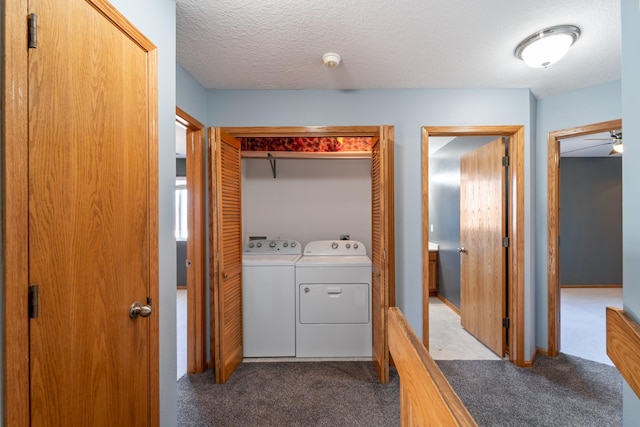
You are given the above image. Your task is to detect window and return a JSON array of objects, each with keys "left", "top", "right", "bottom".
[{"left": 175, "top": 177, "right": 188, "bottom": 240}]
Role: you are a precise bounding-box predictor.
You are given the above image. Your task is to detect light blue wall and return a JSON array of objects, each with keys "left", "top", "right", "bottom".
[
  {"left": 621, "top": 0, "right": 640, "bottom": 423},
  {"left": 534, "top": 80, "right": 621, "bottom": 348},
  {"left": 107, "top": 1, "right": 177, "bottom": 425},
  {"left": 206, "top": 88, "right": 537, "bottom": 357},
  {"left": 177, "top": 63, "right": 208, "bottom": 125}
]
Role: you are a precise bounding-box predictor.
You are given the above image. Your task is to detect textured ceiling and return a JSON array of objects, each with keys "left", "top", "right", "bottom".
[{"left": 176, "top": 0, "right": 620, "bottom": 98}]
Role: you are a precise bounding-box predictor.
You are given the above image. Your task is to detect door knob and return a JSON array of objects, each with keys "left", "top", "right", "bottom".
[
  {"left": 129, "top": 301, "right": 153, "bottom": 319},
  {"left": 457, "top": 247, "right": 466, "bottom": 253}
]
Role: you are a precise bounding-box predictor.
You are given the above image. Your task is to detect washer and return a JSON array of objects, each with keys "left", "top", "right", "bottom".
[
  {"left": 295, "top": 240, "right": 372, "bottom": 358},
  {"left": 242, "top": 239, "right": 301, "bottom": 357}
]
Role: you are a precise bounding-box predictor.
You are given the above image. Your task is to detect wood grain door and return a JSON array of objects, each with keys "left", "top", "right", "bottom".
[
  {"left": 371, "top": 126, "right": 395, "bottom": 384},
  {"left": 27, "top": 0, "right": 158, "bottom": 424},
  {"left": 459, "top": 138, "right": 506, "bottom": 357},
  {"left": 210, "top": 128, "right": 243, "bottom": 383}
]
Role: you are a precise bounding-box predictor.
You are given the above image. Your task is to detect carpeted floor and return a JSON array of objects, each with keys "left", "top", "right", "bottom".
[
  {"left": 177, "top": 361, "right": 400, "bottom": 427},
  {"left": 177, "top": 354, "right": 622, "bottom": 427},
  {"left": 436, "top": 353, "right": 622, "bottom": 427}
]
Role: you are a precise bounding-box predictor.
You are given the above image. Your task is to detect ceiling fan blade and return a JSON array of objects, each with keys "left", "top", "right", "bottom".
[{"left": 561, "top": 141, "right": 611, "bottom": 154}]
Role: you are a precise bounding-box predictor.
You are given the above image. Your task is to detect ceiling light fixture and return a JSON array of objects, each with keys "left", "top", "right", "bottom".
[
  {"left": 322, "top": 52, "right": 341, "bottom": 68},
  {"left": 515, "top": 25, "right": 581, "bottom": 68},
  {"left": 611, "top": 139, "right": 624, "bottom": 154}
]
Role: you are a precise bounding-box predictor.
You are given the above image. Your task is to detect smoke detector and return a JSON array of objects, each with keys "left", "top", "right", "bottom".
[{"left": 322, "top": 52, "right": 341, "bottom": 68}]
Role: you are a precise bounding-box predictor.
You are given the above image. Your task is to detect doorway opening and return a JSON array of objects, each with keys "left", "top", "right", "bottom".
[
  {"left": 422, "top": 126, "right": 525, "bottom": 367},
  {"left": 176, "top": 107, "right": 207, "bottom": 375},
  {"left": 210, "top": 126, "right": 395, "bottom": 384},
  {"left": 546, "top": 119, "right": 622, "bottom": 359}
]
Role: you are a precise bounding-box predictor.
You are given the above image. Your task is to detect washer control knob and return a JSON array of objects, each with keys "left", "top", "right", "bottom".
[
  {"left": 269, "top": 241, "right": 277, "bottom": 248},
  {"left": 248, "top": 242, "right": 255, "bottom": 248},
  {"left": 346, "top": 243, "right": 351, "bottom": 248},
  {"left": 291, "top": 242, "right": 297, "bottom": 247},
  {"left": 283, "top": 242, "right": 289, "bottom": 247},
  {"left": 354, "top": 243, "right": 359, "bottom": 249},
  {"left": 331, "top": 242, "right": 339, "bottom": 249},
  {"left": 256, "top": 242, "right": 262, "bottom": 248}
]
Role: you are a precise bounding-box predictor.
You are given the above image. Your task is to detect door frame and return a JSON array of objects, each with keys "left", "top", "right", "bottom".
[
  {"left": 546, "top": 118, "right": 622, "bottom": 356},
  {"left": 421, "top": 125, "right": 525, "bottom": 367},
  {"left": 176, "top": 108, "right": 208, "bottom": 373},
  {"left": 2, "top": 1, "right": 160, "bottom": 424},
  {"left": 214, "top": 125, "right": 395, "bottom": 371}
]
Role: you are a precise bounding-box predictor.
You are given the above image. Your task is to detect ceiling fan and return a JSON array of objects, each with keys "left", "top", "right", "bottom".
[{"left": 563, "top": 130, "right": 623, "bottom": 156}]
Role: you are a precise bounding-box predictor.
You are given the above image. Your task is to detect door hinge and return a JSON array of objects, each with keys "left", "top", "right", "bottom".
[
  {"left": 29, "top": 284, "right": 39, "bottom": 318},
  {"left": 502, "top": 317, "right": 510, "bottom": 329},
  {"left": 28, "top": 13, "right": 38, "bottom": 49},
  {"left": 502, "top": 156, "right": 510, "bottom": 167},
  {"left": 502, "top": 236, "right": 510, "bottom": 247}
]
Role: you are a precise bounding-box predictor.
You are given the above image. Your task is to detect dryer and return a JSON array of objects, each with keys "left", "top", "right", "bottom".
[
  {"left": 242, "top": 239, "right": 301, "bottom": 357},
  {"left": 295, "top": 240, "right": 372, "bottom": 358}
]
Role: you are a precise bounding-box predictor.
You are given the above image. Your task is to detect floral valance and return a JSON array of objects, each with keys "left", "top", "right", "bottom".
[{"left": 240, "top": 137, "right": 372, "bottom": 153}]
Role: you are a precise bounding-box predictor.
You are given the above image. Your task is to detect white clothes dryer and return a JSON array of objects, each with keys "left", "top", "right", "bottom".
[
  {"left": 295, "top": 240, "right": 372, "bottom": 358},
  {"left": 242, "top": 239, "right": 301, "bottom": 357}
]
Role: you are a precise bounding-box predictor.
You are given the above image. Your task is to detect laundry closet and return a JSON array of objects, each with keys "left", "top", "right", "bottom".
[
  {"left": 241, "top": 137, "right": 372, "bottom": 359},
  {"left": 209, "top": 127, "right": 395, "bottom": 384}
]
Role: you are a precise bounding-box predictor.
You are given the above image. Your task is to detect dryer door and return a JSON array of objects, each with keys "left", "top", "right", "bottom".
[{"left": 299, "top": 283, "right": 370, "bottom": 324}]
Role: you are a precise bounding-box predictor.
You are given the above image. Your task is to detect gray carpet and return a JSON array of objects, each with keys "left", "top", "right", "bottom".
[
  {"left": 436, "top": 353, "right": 622, "bottom": 427},
  {"left": 177, "top": 354, "right": 622, "bottom": 426},
  {"left": 177, "top": 361, "right": 400, "bottom": 427}
]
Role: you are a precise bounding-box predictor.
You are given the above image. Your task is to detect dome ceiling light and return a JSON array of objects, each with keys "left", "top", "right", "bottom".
[{"left": 515, "top": 25, "right": 581, "bottom": 68}]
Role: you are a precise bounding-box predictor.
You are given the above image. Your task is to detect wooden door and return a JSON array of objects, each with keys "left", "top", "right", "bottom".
[
  {"left": 210, "top": 128, "right": 243, "bottom": 383},
  {"left": 371, "top": 126, "right": 395, "bottom": 384},
  {"left": 459, "top": 138, "right": 506, "bottom": 357},
  {"left": 27, "top": 0, "right": 158, "bottom": 425}
]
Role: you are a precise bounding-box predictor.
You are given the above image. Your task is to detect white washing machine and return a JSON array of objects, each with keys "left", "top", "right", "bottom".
[
  {"left": 295, "top": 240, "right": 372, "bottom": 358},
  {"left": 242, "top": 239, "right": 301, "bottom": 357}
]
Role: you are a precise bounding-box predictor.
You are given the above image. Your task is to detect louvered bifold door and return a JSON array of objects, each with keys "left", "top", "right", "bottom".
[
  {"left": 371, "top": 125, "right": 395, "bottom": 384},
  {"left": 210, "top": 128, "right": 243, "bottom": 383}
]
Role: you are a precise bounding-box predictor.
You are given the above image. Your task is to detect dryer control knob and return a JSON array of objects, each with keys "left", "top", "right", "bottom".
[
  {"left": 331, "top": 242, "right": 339, "bottom": 249},
  {"left": 269, "top": 241, "right": 277, "bottom": 248},
  {"left": 283, "top": 242, "right": 289, "bottom": 247},
  {"left": 346, "top": 243, "right": 351, "bottom": 249},
  {"left": 257, "top": 242, "right": 262, "bottom": 248},
  {"left": 354, "top": 243, "right": 359, "bottom": 249},
  {"left": 249, "top": 242, "right": 255, "bottom": 248},
  {"left": 291, "top": 242, "right": 297, "bottom": 247}
]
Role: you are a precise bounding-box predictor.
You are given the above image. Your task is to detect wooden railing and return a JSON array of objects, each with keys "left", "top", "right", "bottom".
[
  {"left": 606, "top": 307, "right": 640, "bottom": 398},
  {"left": 388, "top": 307, "right": 477, "bottom": 426}
]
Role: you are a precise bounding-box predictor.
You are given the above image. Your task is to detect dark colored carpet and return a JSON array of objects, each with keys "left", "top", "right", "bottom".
[
  {"left": 436, "top": 353, "right": 622, "bottom": 427},
  {"left": 177, "top": 354, "right": 622, "bottom": 426},
  {"left": 177, "top": 361, "right": 400, "bottom": 427}
]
